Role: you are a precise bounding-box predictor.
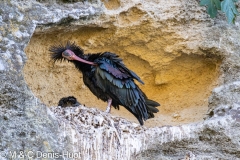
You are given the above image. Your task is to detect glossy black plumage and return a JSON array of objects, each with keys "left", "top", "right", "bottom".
[{"left": 49, "top": 42, "right": 160, "bottom": 125}]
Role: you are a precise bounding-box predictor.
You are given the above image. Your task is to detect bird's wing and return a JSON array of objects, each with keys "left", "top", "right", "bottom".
[
  {"left": 93, "top": 53, "right": 148, "bottom": 122},
  {"left": 94, "top": 52, "right": 144, "bottom": 84}
]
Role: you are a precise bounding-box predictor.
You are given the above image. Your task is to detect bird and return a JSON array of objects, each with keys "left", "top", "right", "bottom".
[
  {"left": 49, "top": 41, "right": 160, "bottom": 125},
  {"left": 58, "top": 96, "right": 81, "bottom": 107}
]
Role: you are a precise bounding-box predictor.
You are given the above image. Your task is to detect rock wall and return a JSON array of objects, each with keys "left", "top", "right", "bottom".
[
  {"left": 24, "top": 0, "right": 222, "bottom": 127},
  {"left": 0, "top": 0, "right": 240, "bottom": 159}
]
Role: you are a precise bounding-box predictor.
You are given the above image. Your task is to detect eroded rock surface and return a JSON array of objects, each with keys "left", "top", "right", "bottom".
[
  {"left": 0, "top": 0, "right": 240, "bottom": 159},
  {"left": 24, "top": 0, "right": 222, "bottom": 127}
]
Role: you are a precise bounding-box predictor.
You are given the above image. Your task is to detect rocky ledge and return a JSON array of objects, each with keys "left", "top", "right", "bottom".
[{"left": 0, "top": 0, "right": 240, "bottom": 159}]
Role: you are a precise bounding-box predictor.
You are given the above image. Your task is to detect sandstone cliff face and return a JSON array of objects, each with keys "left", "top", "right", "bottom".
[
  {"left": 24, "top": 0, "right": 222, "bottom": 127},
  {"left": 1, "top": 0, "right": 240, "bottom": 159}
]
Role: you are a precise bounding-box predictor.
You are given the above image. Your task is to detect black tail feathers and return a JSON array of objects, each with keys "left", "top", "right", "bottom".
[{"left": 146, "top": 99, "right": 160, "bottom": 119}]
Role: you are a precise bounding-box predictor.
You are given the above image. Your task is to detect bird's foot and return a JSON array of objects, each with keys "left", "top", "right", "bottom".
[
  {"left": 105, "top": 106, "right": 111, "bottom": 113},
  {"left": 105, "top": 98, "right": 112, "bottom": 113}
]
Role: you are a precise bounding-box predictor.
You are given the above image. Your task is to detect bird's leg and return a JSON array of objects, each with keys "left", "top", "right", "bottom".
[{"left": 105, "top": 98, "right": 112, "bottom": 113}]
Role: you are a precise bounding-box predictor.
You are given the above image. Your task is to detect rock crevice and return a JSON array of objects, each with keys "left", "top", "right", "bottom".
[{"left": 0, "top": 0, "right": 240, "bottom": 159}]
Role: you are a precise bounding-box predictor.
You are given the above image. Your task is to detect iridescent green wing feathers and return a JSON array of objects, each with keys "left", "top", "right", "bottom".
[{"left": 92, "top": 52, "right": 149, "bottom": 123}]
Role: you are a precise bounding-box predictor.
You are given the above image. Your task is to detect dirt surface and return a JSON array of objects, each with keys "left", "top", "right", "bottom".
[{"left": 24, "top": 26, "right": 222, "bottom": 127}]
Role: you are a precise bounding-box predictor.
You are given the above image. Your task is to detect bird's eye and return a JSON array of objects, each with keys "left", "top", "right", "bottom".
[{"left": 62, "top": 51, "right": 70, "bottom": 57}]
